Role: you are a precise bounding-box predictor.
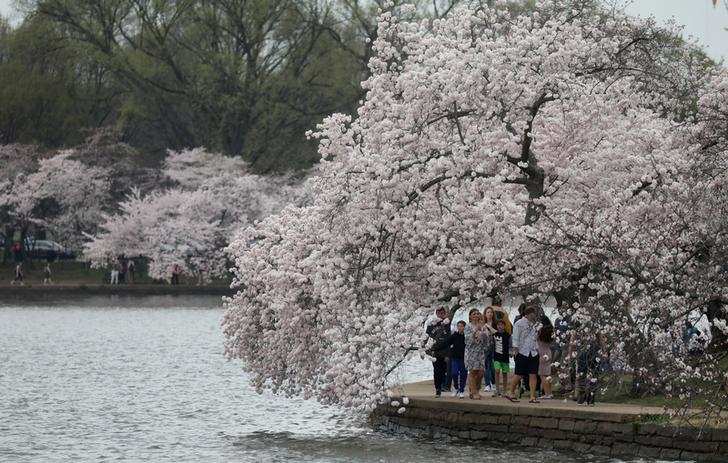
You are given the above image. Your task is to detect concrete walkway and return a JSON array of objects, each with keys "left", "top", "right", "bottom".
[
  {"left": 390, "top": 380, "right": 669, "bottom": 423},
  {"left": 376, "top": 382, "right": 726, "bottom": 460}
]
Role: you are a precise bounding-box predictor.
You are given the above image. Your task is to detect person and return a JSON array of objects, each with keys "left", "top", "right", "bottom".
[
  {"left": 512, "top": 302, "right": 533, "bottom": 398},
  {"left": 10, "top": 262, "right": 24, "bottom": 285},
  {"left": 425, "top": 307, "right": 451, "bottom": 397},
  {"left": 553, "top": 316, "right": 570, "bottom": 364},
  {"left": 482, "top": 306, "right": 497, "bottom": 394},
  {"left": 171, "top": 264, "right": 181, "bottom": 285},
  {"left": 43, "top": 263, "right": 53, "bottom": 285},
  {"left": 513, "top": 302, "right": 527, "bottom": 325},
  {"left": 683, "top": 320, "right": 705, "bottom": 356},
  {"left": 127, "top": 259, "right": 135, "bottom": 284},
  {"left": 490, "top": 295, "right": 513, "bottom": 334},
  {"left": 448, "top": 321, "right": 468, "bottom": 398},
  {"left": 507, "top": 305, "right": 540, "bottom": 403},
  {"left": 119, "top": 256, "right": 128, "bottom": 284},
  {"left": 11, "top": 241, "right": 22, "bottom": 263},
  {"left": 110, "top": 263, "right": 119, "bottom": 285},
  {"left": 554, "top": 316, "right": 574, "bottom": 394},
  {"left": 492, "top": 319, "right": 511, "bottom": 397},
  {"left": 574, "top": 339, "right": 600, "bottom": 406},
  {"left": 465, "top": 309, "right": 490, "bottom": 399},
  {"left": 537, "top": 323, "right": 554, "bottom": 399},
  {"left": 525, "top": 314, "right": 551, "bottom": 396}
]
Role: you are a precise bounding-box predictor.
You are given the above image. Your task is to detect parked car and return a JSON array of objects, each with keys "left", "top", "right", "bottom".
[
  {"left": 1, "top": 234, "right": 75, "bottom": 260},
  {"left": 26, "top": 239, "right": 75, "bottom": 260}
]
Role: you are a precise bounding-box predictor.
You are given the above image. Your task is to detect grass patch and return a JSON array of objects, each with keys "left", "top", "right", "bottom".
[{"left": 0, "top": 259, "right": 230, "bottom": 286}]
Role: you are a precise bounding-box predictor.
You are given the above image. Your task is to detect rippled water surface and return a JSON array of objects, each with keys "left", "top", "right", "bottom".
[{"left": 1, "top": 295, "right": 625, "bottom": 462}]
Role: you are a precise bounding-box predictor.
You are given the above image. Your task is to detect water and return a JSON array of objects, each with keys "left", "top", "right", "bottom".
[{"left": 0, "top": 295, "right": 626, "bottom": 462}]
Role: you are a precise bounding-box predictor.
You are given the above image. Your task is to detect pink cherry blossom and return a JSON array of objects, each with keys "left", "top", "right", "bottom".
[
  {"left": 223, "top": 1, "right": 728, "bottom": 419},
  {"left": 83, "top": 148, "right": 303, "bottom": 283}
]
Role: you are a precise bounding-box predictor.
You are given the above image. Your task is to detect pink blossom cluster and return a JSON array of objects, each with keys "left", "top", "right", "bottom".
[{"left": 83, "top": 148, "right": 302, "bottom": 283}]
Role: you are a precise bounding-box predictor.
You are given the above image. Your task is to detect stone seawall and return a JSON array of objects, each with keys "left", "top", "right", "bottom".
[
  {"left": 370, "top": 387, "right": 728, "bottom": 462},
  {"left": 0, "top": 284, "right": 233, "bottom": 298}
]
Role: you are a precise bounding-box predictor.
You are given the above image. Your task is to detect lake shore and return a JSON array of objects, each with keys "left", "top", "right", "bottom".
[
  {"left": 0, "top": 283, "right": 234, "bottom": 298},
  {"left": 0, "top": 261, "right": 234, "bottom": 297},
  {"left": 373, "top": 381, "right": 727, "bottom": 462}
]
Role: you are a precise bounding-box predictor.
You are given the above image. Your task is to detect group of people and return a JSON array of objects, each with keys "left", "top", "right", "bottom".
[
  {"left": 109, "top": 256, "right": 135, "bottom": 284},
  {"left": 9, "top": 262, "right": 53, "bottom": 285},
  {"left": 425, "top": 299, "right": 599, "bottom": 406}
]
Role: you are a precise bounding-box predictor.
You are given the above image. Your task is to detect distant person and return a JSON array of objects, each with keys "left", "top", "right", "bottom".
[
  {"left": 448, "top": 321, "right": 468, "bottom": 398},
  {"left": 171, "top": 264, "right": 181, "bottom": 285},
  {"left": 507, "top": 305, "right": 540, "bottom": 403},
  {"left": 110, "top": 264, "right": 119, "bottom": 285},
  {"left": 10, "top": 262, "right": 24, "bottom": 285},
  {"left": 537, "top": 324, "right": 554, "bottom": 399},
  {"left": 465, "top": 309, "right": 489, "bottom": 400},
  {"left": 482, "top": 306, "right": 497, "bottom": 394},
  {"left": 492, "top": 319, "right": 511, "bottom": 397},
  {"left": 43, "top": 263, "right": 53, "bottom": 285},
  {"left": 425, "top": 307, "right": 451, "bottom": 398},
  {"left": 11, "top": 241, "right": 22, "bottom": 263},
  {"left": 118, "top": 256, "right": 128, "bottom": 284},
  {"left": 127, "top": 259, "right": 135, "bottom": 284}
]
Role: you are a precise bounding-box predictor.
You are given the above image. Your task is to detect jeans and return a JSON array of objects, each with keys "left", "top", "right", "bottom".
[
  {"left": 451, "top": 358, "right": 468, "bottom": 393},
  {"left": 443, "top": 357, "right": 453, "bottom": 391},
  {"left": 484, "top": 348, "right": 495, "bottom": 387},
  {"left": 433, "top": 357, "right": 447, "bottom": 392}
]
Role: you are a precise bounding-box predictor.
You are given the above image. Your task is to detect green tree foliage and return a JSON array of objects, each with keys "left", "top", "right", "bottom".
[
  {"left": 2, "top": 0, "right": 465, "bottom": 172},
  {"left": 0, "top": 14, "right": 117, "bottom": 147},
  {"left": 23, "top": 0, "right": 369, "bottom": 172}
]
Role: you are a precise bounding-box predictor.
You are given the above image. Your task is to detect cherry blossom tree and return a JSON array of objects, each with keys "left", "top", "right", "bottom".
[
  {"left": 83, "top": 148, "right": 303, "bottom": 283},
  {"left": 223, "top": 0, "right": 727, "bottom": 417},
  {"left": 0, "top": 149, "right": 111, "bottom": 252}
]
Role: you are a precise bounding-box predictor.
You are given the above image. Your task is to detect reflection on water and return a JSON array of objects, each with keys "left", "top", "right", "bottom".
[{"left": 0, "top": 296, "right": 630, "bottom": 462}]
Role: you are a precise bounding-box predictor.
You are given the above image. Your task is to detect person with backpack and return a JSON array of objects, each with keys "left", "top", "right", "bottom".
[{"left": 425, "top": 307, "right": 451, "bottom": 397}]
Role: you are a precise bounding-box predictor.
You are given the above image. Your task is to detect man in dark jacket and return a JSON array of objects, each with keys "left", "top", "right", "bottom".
[{"left": 426, "top": 307, "right": 451, "bottom": 397}]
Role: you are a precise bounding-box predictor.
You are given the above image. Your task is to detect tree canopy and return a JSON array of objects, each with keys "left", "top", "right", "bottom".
[
  {"left": 222, "top": 0, "right": 728, "bottom": 418},
  {"left": 2, "top": 0, "right": 466, "bottom": 172}
]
